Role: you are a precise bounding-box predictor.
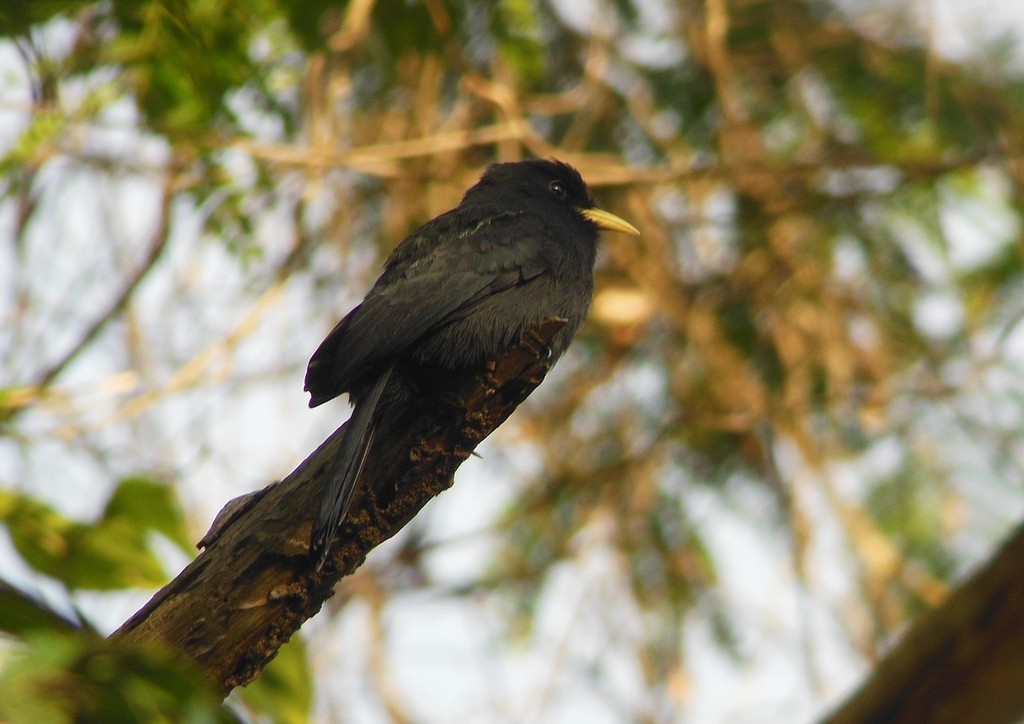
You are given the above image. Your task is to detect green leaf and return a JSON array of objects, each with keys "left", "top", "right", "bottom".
[
  {"left": 63, "top": 516, "right": 168, "bottom": 589},
  {"left": 0, "top": 631, "right": 233, "bottom": 724},
  {"left": 0, "top": 490, "right": 76, "bottom": 573},
  {"left": 103, "top": 476, "right": 192, "bottom": 552},
  {"left": 493, "top": 0, "right": 547, "bottom": 88},
  {"left": 233, "top": 636, "right": 312, "bottom": 724},
  {"left": 0, "top": 1, "right": 83, "bottom": 39},
  {"left": 0, "top": 477, "right": 192, "bottom": 591},
  {"left": 0, "top": 581, "right": 82, "bottom": 635}
]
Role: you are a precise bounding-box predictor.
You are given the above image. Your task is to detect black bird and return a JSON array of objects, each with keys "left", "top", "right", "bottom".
[{"left": 305, "top": 159, "right": 639, "bottom": 566}]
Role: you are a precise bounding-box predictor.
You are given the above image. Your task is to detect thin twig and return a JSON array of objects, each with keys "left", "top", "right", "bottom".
[{"left": 34, "top": 177, "right": 174, "bottom": 391}]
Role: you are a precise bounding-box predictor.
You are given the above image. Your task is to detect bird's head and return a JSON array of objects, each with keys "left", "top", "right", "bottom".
[{"left": 465, "top": 159, "right": 640, "bottom": 238}]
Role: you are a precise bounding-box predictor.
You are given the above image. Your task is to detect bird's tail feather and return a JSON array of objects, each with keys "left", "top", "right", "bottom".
[{"left": 311, "top": 366, "right": 392, "bottom": 568}]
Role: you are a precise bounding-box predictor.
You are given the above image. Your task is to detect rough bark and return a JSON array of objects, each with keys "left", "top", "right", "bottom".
[
  {"left": 113, "top": 318, "right": 567, "bottom": 693},
  {"left": 823, "top": 521, "right": 1024, "bottom": 724}
]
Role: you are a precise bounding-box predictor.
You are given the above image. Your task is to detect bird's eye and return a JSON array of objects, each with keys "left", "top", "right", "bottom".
[{"left": 548, "top": 180, "right": 567, "bottom": 200}]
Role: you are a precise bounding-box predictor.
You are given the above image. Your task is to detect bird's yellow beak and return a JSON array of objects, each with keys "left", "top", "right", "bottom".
[{"left": 579, "top": 207, "right": 641, "bottom": 236}]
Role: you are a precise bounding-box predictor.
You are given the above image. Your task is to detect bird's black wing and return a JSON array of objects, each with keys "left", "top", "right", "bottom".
[{"left": 305, "top": 209, "right": 550, "bottom": 405}]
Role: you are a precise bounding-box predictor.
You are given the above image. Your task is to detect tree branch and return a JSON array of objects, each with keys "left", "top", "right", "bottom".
[
  {"left": 112, "top": 317, "right": 567, "bottom": 693},
  {"left": 823, "top": 521, "right": 1024, "bottom": 724}
]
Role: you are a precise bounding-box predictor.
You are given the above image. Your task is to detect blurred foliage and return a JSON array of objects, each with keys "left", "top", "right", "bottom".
[
  {"left": 0, "top": 627, "right": 234, "bottom": 724},
  {"left": 3, "top": 0, "right": 1024, "bottom": 719},
  {"left": 0, "top": 580, "right": 84, "bottom": 634},
  {"left": 0, "top": 580, "right": 249, "bottom": 724},
  {"left": 0, "top": 476, "right": 189, "bottom": 589},
  {"left": 231, "top": 635, "right": 314, "bottom": 724}
]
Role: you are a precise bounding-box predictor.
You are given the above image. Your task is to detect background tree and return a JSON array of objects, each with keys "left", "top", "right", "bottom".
[{"left": 3, "top": 0, "right": 1024, "bottom": 721}]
